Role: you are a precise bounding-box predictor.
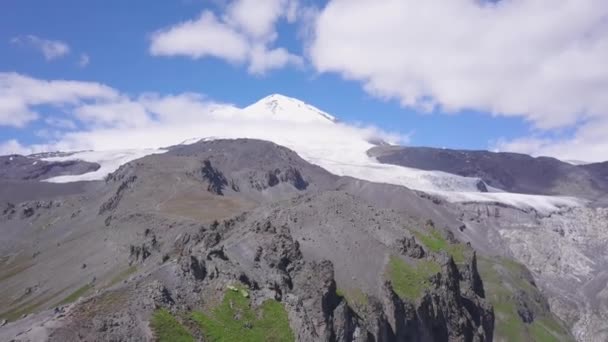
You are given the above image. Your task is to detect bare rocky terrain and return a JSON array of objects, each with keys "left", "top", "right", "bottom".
[{"left": 0, "top": 139, "right": 593, "bottom": 341}]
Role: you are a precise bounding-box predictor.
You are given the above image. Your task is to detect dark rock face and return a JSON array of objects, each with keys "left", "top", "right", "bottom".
[
  {"left": 369, "top": 145, "right": 608, "bottom": 199},
  {"left": 515, "top": 290, "right": 535, "bottom": 324},
  {"left": 476, "top": 180, "right": 489, "bottom": 192},
  {"left": 377, "top": 256, "right": 494, "bottom": 342},
  {"left": 397, "top": 236, "right": 425, "bottom": 259},
  {"left": 0, "top": 155, "right": 100, "bottom": 181},
  {"left": 169, "top": 139, "right": 336, "bottom": 194},
  {"left": 181, "top": 255, "right": 206, "bottom": 280},
  {"left": 460, "top": 252, "right": 485, "bottom": 298},
  {"left": 129, "top": 243, "right": 151, "bottom": 263},
  {"left": 99, "top": 175, "right": 137, "bottom": 215},
  {"left": 202, "top": 160, "right": 228, "bottom": 195},
  {"left": 2, "top": 202, "right": 16, "bottom": 218},
  {"left": 267, "top": 167, "right": 309, "bottom": 190}
]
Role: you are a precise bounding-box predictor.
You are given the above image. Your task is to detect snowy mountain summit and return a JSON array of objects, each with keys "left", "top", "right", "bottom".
[{"left": 243, "top": 94, "right": 337, "bottom": 124}]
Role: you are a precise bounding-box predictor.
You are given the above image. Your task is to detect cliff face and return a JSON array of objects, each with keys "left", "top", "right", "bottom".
[
  {"left": 40, "top": 215, "right": 493, "bottom": 342},
  {"left": 375, "top": 255, "right": 494, "bottom": 342}
]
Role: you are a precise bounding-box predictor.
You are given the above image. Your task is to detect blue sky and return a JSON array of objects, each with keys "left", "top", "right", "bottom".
[{"left": 1, "top": 0, "right": 607, "bottom": 161}]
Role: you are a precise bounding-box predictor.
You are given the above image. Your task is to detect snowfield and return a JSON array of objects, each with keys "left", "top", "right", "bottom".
[
  {"left": 42, "top": 149, "right": 166, "bottom": 183},
  {"left": 39, "top": 94, "right": 585, "bottom": 213}
]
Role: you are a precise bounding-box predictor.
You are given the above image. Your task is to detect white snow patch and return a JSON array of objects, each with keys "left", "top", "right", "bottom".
[
  {"left": 434, "top": 191, "right": 584, "bottom": 213},
  {"left": 41, "top": 149, "right": 166, "bottom": 183},
  {"left": 565, "top": 159, "right": 592, "bottom": 166},
  {"left": 241, "top": 94, "right": 336, "bottom": 124}
]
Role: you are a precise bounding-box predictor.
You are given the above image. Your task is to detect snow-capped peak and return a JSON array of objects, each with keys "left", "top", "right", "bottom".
[{"left": 243, "top": 93, "right": 336, "bottom": 124}]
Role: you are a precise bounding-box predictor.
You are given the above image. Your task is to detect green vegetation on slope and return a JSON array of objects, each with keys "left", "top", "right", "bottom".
[
  {"left": 386, "top": 255, "right": 441, "bottom": 300},
  {"left": 477, "top": 256, "right": 573, "bottom": 342},
  {"left": 57, "top": 284, "right": 93, "bottom": 306},
  {"left": 106, "top": 265, "right": 137, "bottom": 288},
  {"left": 336, "top": 287, "right": 368, "bottom": 308},
  {"left": 414, "top": 229, "right": 466, "bottom": 263},
  {"left": 1, "top": 285, "right": 73, "bottom": 322},
  {"left": 192, "top": 285, "right": 294, "bottom": 342},
  {"left": 1, "top": 294, "right": 56, "bottom": 322},
  {"left": 150, "top": 308, "right": 194, "bottom": 342}
]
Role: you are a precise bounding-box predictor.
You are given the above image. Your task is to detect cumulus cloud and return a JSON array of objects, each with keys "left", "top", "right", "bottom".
[
  {"left": 0, "top": 139, "right": 51, "bottom": 156},
  {"left": 494, "top": 117, "right": 608, "bottom": 162},
  {"left": 11, "top": 35, "right": 70, "bottom": 60},
  {"left": 0, "top": 72, "right": 119, "bottom": 127},
  {"left": 149, "top": 0, "right": 302, "bottom": 74},
  {"left": 307, "top": 0, "right": 608, "bottom": 161}
]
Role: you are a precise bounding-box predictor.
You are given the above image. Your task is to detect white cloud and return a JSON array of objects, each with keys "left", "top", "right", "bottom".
[
  {"left": 78, "top": 53, "right": 90, "bottom": 68},
  {"left": 0, "top": 96, "right": 39, "bottom": 127},
  {"left": 306, "top": 0, "right": 608, "bottom": 162},
  {"left": 11, "top": 35, "right": 70, "bottom": 60},
  {"left": 226, "top": 0, "right": 286, "bottom": 38},
  {"left": 0, "top": 139, "right": 51, "bottom": 156},
  {"left": 0, "top": 73, "right": 91, "bottom": 128},
  {"left": 149, "top": 0, "right": 301, "bottom": 74},
  {"left": 495, "top": 117, "right": 608, "bottom": 162},
  {"left": 0, "top": 139, "right": 32, "bottom": 155},
  {"left": 150, "top": 11, "right": 249, "bottom": 62},
  {"left": 309, "top": 0, "right": 608, "bottom": 130},
  {"left": 0, "top": 72, "right": 119, "bottom": 127},
  {"left": 74, "top": 100, "right": 151, "bottom": 128},
  {"left": 248, "top": 45, "right": 301, "bottom": 74}
]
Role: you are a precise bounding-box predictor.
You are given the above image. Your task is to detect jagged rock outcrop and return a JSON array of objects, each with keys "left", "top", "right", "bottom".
[
  {"left": 376, "top": 255, "right": 493, "bottom": 342},
  {"left": 397, "top": 236, "right": 425, "bottom": 259},
  {"left": 266, "top": 167, "right": 309, "bottom": 190},
  {"left": 99, "top": 175, "right": 137, "bottom": 215}
]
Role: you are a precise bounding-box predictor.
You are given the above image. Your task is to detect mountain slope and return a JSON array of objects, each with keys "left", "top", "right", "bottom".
[{"left": 0, "top": 139, "right": 502, "bottom": 341}]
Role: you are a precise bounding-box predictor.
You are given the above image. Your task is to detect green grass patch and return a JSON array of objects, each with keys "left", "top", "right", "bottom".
[
  {"left": 0, "top": 261, "right": 34, "bottom": 282},
  {"left": 336, "top": 287, "right": 368, "bottom": 308},
  {"left": 386, "top": 255, "right": 440, "bottom": 300},
  {"left": 414, "top": 230, "right": 466, "bottom": 263},
  {"left": 1, "top": 296, "right": 53, "bottom": 321},
  {"left": 106, "top": 265, "right": 137, "bottom": 288},
  {"left": 57, "top": 284, "right": 93, "bottom": 306},
  {"left": 192, "top": 285, "right": 294, "bottom": 342},
  {"left": 477, "top": 257, "right": 574, "bottom": 342},
  {"left": 478, "top": 257, "right": 528, "bottom": 341},
  {"left": 493, "top": 298, "right": 526, "bottom": 341},
  {"left": 0, "top": 285, "right": 71, "bottom": 322},
  {"left": 530, "top": 320, "right": 560, "bottom": 342},
  {"left": 150, "top": 308, "right": 194, "bottom": 342}
]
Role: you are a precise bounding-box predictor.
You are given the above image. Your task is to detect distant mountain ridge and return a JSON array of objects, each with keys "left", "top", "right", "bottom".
[{"left": 369, "top": 145, "right": 608, "bottom": 201}]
